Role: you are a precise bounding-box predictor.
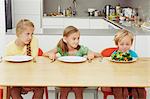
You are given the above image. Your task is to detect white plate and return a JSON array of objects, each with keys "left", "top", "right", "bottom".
[
  {"left": 4, "top": 55, "right": 33, "bottom": 62},
  {"left": 109, "top": 57, "right": 137, "bottom": 63},
  {"left": 57, "top": 56, "right": 87, "bottom": 63}
]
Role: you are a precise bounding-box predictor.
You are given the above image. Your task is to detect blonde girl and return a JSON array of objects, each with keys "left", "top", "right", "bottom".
[
  {"left": 44, "top": 26, "right": 101, "bottom": 99},
  {"left": 5, "top": 19, "right": 44, "bottom": 99}
]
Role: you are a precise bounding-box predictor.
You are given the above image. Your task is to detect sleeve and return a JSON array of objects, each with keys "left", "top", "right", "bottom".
[
  {"left": 5, "top": 45, "right": 12, "bottom": 56},
  {"left": 130, "top": 50, "right": 138, "bottom": 58},
  {"left": 80, "top": 45, "right": 89, "bottom": 56},
  {"left": 31, "top": 36, "right": 39, "bottom": 57},
  {"left": 57, "top": 47, "right": 63, "bottom": 56},
  {"left": 4, "top": 41, "right": 15, "bottom": 56}
]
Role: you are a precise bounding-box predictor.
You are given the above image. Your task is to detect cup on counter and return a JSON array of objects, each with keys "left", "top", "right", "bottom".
[
  {"left": 119, "top": 16, "right": 125, "bottom": 21},
  {"left": 94, "top": 11, "right": 99, "bottom": 16}
]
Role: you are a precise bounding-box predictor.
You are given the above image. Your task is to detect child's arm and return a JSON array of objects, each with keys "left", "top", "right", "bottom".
[
  {"left": 87, "top": 50, "right": 103, "bottom": 61},
  {"left": 87, "top": 50, "right": 95, "bottom": 60},
  {"left": 43, "top": 48, "right": 57, "bottom": 60},
  {"left": 94, "top": 52, "right": 103, "bottom": 58}
]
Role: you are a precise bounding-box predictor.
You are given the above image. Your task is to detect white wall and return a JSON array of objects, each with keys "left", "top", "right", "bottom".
[{"left": 0, "top": 0, "right": 6, "bottom": 56}]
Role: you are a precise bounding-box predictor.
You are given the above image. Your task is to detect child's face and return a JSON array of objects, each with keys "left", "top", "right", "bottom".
[
  {"left": 64, "top": 32, "right": 80, "bottom": 49},
  {"left": 18, "top": 26, "right": 34, "bottom": 45},
  {"left": 117, "top": 36, "right": 132, "bottom": 52}
]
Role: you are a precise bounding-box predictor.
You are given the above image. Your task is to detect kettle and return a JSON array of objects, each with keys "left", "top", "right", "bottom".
[{"left": 103, "top": 5, "right": 113, "bottom": 18}]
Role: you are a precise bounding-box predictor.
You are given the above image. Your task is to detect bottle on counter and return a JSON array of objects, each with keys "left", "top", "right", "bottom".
[
  {"left": 116, "top": 4, "right": 121, "bottom": 16},
  {"left": 63, "top": 9, "right": 66, "bottom": 16},
  {"left": 58, "top": 5, "right": 61, "bottom": 13}
]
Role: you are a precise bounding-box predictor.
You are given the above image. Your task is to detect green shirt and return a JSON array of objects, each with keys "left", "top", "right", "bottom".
[{"left": 57, "top": 45, "right": 89, "bottom": 57}]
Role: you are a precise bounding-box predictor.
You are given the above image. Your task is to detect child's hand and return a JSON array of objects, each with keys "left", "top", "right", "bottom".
[
  {"left": 48, "top": 52, "right": 56, "bottom": 61},
  {"left": 43, "top": 48, "right": 57, "bottom": 61},
  {"left": 87, "top": 51, "right": 95, "bottom": 60}
]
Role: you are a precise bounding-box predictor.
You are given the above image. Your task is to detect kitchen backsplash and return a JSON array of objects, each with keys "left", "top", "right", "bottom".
[
  {"left": 127, "top": 0, "right": 150, "bottom": 21},
  {"left": 43, "top": 0, "right": 150, "bottom": 20},
  {"left": 43, "top": 0, "right": 118, "bottom": 16}
]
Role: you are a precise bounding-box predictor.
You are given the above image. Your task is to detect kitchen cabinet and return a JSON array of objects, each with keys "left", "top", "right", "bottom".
[
  {"left": 42, "top": 17, "right": 64, "bottom": 28},
  {"left": 80, "top": 36, "right": 115, "bottom": 52},
  {"left": 89, "top": 19, "right": 120, "bottom": 29},
  {"left": 89, "top": 19, "right": 109, "bottom": 29},
  {"left": 63, "top": 18, "right": 89, "bottom": 29},
  {"left": 135, "top": 35, "right": 150, "bottom": 57},
  {"left": 0, "top": 0, "right": 5, "bottom": 34},
  {"left": 42, "top": 17, "right": 119, "bottom": 29},
  {"left": 37, "top": 35, "right": 61, "bottom": 51},
  {"left": 13, "top": 0, "right": 42, "bottom": 31},
  {"left": 42, "top": 17, "right": 89, "bottom": 29},
  {"left": 107, "top": 22, "right": 120, "bottom": 29}
]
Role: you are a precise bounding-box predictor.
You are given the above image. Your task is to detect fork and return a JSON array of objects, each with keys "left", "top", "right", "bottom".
[
  {"left": 87, "top": 59, "right": 92, "bottom": 63},
  {"left": 50, "top": 59, "right": 55, "bottom": 63}
]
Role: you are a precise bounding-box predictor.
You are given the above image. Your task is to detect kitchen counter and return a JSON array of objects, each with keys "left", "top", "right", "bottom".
[
  {"left": 105, "top": 19, "right": 150, "bottom": 35},
  {"left": 6, "top": 17, "right": 150, "bottom": 36},
  {"left": 6, "top": 27, "right": 150, "bottom": 36},
  {"left": 6, "top": 28, "right": 118, "bottom": 36},
  {"left": 43, "top": 16, "right": 104, "bottom": 19},
  {"left": 42, "top": 29, "right": 118, "bottom": 36}
]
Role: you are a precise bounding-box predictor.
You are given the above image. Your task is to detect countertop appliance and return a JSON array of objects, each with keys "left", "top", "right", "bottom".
[{"left": 122, "top": 7, "right": 133, "bottom": 18}]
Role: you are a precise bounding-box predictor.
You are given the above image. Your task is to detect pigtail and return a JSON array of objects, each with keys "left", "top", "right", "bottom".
[
  {"left": 57, "top": 38, "right": 68, "bottom": 54},
  {"left": 26, "top": 43, "right": 31, "bottom": 56}
]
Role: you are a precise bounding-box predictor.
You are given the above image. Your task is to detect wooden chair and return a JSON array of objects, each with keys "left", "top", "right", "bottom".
[
  {"left": 0, "top": 88, "right": 3, "bottom": 99},
  {"left": 7, "top": 48, "right": 49, "bottom": 99},
  {"left": 55, "top": 87, "right": 98, "bottom": 99},
  {"left": 100, "top": 47, "right": 146, "bottom": 99}
]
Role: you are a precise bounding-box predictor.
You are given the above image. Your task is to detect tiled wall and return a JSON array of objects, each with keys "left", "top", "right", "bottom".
[{"left": 43, "top": 0, "right": 118, "bottom": 16}]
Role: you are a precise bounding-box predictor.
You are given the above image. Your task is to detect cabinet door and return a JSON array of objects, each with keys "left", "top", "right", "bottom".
[
  {"left": 13, "top": 0, "right": 41, "bottom": 15},
  {"left": 37, "top": 35, "right": 61, "bottom": 51},
  {"left": 14, "top": 15, "right": 41, "bottom": 32},
  {"left": 42, "top": 17, "right": 64, "bottom": 28},
  {"left": 80, "top": 36, "right": 115, "bottom": 52},
  {"left": 0, "top": 0, "right": 5, "bottom": 35},
  {"left": 135, "top": 36, "right": 150, "bottom": 57},
  {"left": 13, "top": 0, "right": 41, "bottom": 29},
  {"left": 63, "top": 18, "right": 89, "bottom": 29},
  {"left": 90, "top": 19, "right": 109, "bottom": 29},
  {"left": 107, "top": 22, "right": 120, "bottom": 29}
]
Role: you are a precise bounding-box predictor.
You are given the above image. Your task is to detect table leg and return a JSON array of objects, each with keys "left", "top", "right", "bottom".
[{"left": 0, "top": 86, "right": 7, "bottom": 99}]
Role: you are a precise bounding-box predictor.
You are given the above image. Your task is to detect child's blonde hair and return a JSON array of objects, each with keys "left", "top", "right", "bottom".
[
  {"left": 57, "top": 26, "right": 80, "bottom": 54},
  {"left": 16, "top": 19, "right": 34, "bottom": 37},
  {"left": 114, "top": 29, "right": 134, "bottom": 45},
  {"left": 16, "top": 19, "right": 34, "bottom": 56}
]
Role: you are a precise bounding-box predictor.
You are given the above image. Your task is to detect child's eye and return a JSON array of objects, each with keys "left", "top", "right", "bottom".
[{"left": 73, "top": 38, "right": 76, "bottom": 40}]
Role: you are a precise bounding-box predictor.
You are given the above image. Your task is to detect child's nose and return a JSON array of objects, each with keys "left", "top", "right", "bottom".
[{"left": 28, "top": 35, "right": 32, "bottom": 40}]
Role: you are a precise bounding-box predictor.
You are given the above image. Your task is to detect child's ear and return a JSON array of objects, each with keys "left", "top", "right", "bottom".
[{"left": 63, "top": 37, "right": 67, "bottom": 43}]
